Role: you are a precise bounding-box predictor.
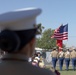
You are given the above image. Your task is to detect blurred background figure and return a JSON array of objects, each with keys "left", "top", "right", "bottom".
[
  {"left": 51, "top": 47, "right": 58, "bottom": 70},
  {"left": 32, "top": 58, "right": 39, "bottom": 67},
  {"left": 58, "top": 48, "right": 64, "bottom": 71},
  {"left": 39, "top": 55, "right": 45, "bottom": 68},
  {"left": 64, "top": 48, "right": 70, "bottom": 71},
  {"left": 70, "top": 48, "right": 76, "bottom": 71},
  {"left": 37, "top": 52, "right": 41, "bottom": 58}
]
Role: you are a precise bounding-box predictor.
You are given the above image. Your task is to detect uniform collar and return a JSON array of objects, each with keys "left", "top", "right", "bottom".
[{"left": 1, "top": 53, "right": 29, "bottom": 62}]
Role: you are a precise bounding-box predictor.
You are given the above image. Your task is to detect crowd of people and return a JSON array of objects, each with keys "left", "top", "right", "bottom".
[
  {"left": 51, "top": 47, "right": 76, "bottom": 71},
  {"left": 31, "top": 52, "right": 45, "bottom": 68},
  {"left": 29, "top": 46, "right": 76, "bottom": 73},
  {"left": 29, "top": 51, "right": 60, "bottom": 75}
]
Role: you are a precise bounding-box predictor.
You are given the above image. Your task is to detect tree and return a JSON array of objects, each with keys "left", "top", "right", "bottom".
[{"left": 36, "top": 28, "right": 57, "bottom": 50}]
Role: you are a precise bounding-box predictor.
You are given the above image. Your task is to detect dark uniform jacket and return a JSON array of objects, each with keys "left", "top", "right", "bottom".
[{"left": 0, "top": 54, "right": 56, "bottom": 75}]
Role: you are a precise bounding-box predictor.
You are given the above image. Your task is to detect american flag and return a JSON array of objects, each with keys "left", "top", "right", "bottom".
[{"left": 51, "top": 24, "right": 68, "bottom": 40}]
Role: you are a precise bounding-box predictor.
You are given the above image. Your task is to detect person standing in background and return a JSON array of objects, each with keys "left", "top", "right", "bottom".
[
  {"left": 64, "top": 48, "right": 70, "bottom": 71},
  {"left": 70, "top": 48, "right": 76, "bottom": 71},
  {"left": 51, "top": 47, "right": 58, "bottom": 70},
  {"left": 58, "top": 48, "right": 64, "bottom": 71}
]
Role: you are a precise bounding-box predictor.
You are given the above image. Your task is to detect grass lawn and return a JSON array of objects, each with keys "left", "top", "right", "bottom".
[
  {"left": 59, "top": 70, "right": 76, "bottom": 75},
  {"left": 46, "top": 66, "right": 76, "bottom": 75},
  {"left": 57, "top": 66, "right": 76, "bottom": 75}
]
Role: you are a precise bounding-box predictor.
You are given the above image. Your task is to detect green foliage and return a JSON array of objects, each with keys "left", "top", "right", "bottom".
[
  {"left": 36, "top": 24, "right": 66, "bottom": 50},
  {"left": 36, "top": 28, "right": 57, "bottom": 50}
]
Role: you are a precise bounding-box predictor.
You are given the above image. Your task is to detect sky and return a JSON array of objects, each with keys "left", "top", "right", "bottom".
[{"left": 0, "top": 0, "right": 76, "bottom": 47}]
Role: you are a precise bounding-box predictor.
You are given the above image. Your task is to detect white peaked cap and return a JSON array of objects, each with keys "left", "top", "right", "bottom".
[{"left": 0, "top": 7, "right": 42, "bottom": 31}]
